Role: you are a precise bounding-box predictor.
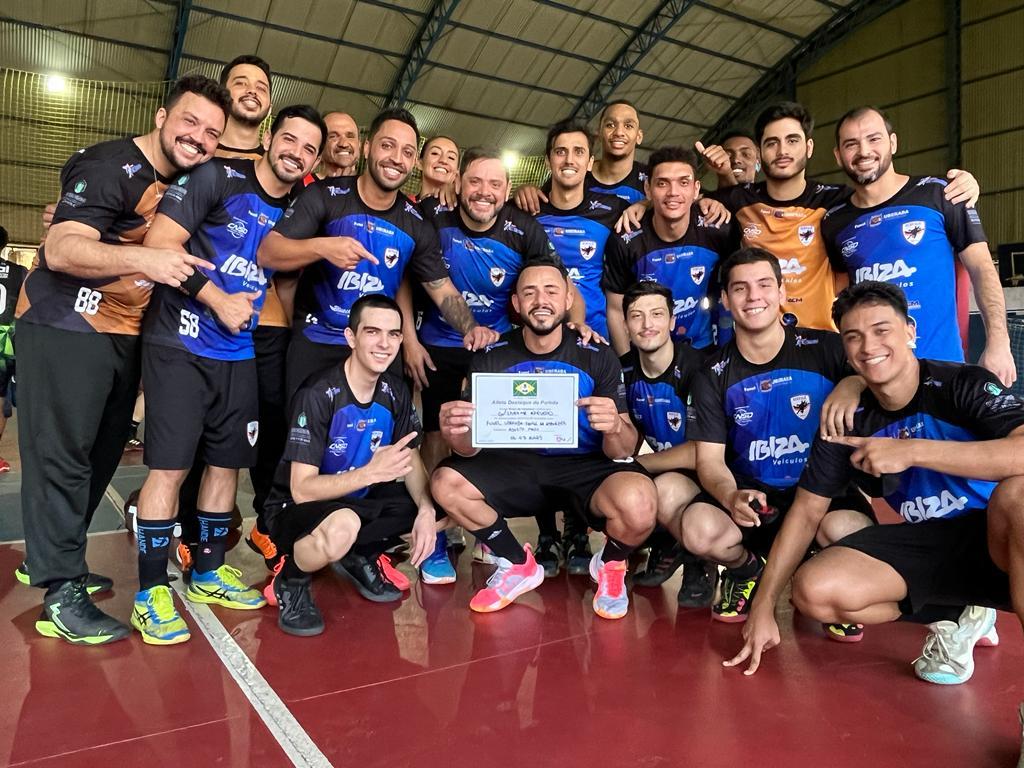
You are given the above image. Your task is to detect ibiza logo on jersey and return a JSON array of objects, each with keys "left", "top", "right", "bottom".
[
  {"left": 567, "top": 267, "right": 584, "bottom": 282},
  {"left": 733, "top": 406, "right": 754, "bottom": 426},
  {"left": 227, "top": 218, "right": 249, "bottom": 239},
  {"left": 790, "top": 394, "right": 811, "bottom": 419},
  {"left": 337, "top": 272, "right": 384, "bottom": 292},
  {"left": 673, "top": 297, "right": 699, "bottom": 316},
  {"left": 383, "top": 247, "right": 400, "bottom": 269},
  {"left": 462, "top": 291, "right": 494, "bottom": 308},
  {"left": 369, "top": 430, "right": 384, "bottom": 452},
  {"left": 489, "top": 267, "right": 506, "bottom": 287},
  {"left": 841, "top": 239, "right": 859, "bottom": 258},
  {"left": 748, "top": 435, "right": 810, "bottom": 462},
  {"left": 855, "top": 260, "right": 917, "bottom": 283},
  {"left": 327, "top": 185, "right": 350, "bottom": 197},
  {"left": 122, "top": 163, "right": 142, "bottom": 178},
  {"left": 220, "top": 254, "right": 268, "bottom": 286},
  {"left": 900, "top": 491, "right": 969, "bottom": 523},
  {"left": 690, "top": 265, "right": 706, "bottom": 285},
  {"left": 779, "top": 257, "right": 806, "bottom": 275},
  {"left": 503, "top": 220, "right": 524, "bottom": 236},
  {"left": 902, "top": 221, "right": 926, "bottom": 245},
  {"left": 667, "top": 411, "right": 682, "bottom": 432},
  {"left": 580, "top": 240, "right": 597, "bottom": 261},
  {"left": 797, "top": 225, "right": 815, "bottom": 246},
  {"left": 327, "top": 436, "right": 348, "bottom": 456},
  {"left": 246, "top": 420, "right": 259, "bottom": 446}
]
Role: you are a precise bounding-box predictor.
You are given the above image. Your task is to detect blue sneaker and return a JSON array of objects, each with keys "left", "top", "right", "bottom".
[
  {"left": 132, "top": 585, "right": 191, "bottom": 645},
  {"left": 187, "top": 565, "right": 267, "bottom": 610},
  {"left": 420, "top": 532, "right": 457, "bottom": 585}
]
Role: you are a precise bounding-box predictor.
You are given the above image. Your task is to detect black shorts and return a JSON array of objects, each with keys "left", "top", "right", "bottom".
[
  {"left": 439, "top": 450, "right": 650, "bottom": 531},
  {"left": 142, "top": 344, "right": 258, "bottom": 470},
  {"left": 832, "top": 509, "right": 1011, "bottom": 616},
  {"left": 421, "top": 344, "right": 472, "bottom": 431},
  {"left": 254, "top": 325, "right": 290, "bottom": 409},
  {"left": 689, "top": 485, "right": 874, "bottom": 558},
  {"left": 286, "top": 331, "right": 403, "bottom": 402},
  {"left": 266, "top": 482, "right": 422, "bottom": 557}
]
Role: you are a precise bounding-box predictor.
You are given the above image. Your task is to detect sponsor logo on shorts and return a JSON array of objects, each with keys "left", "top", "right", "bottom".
[{"left": 246, "top": 421, "right": 259, "bottom": 446}]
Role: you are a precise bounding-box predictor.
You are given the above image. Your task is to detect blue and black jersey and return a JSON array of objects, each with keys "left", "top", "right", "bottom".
[
  {"left": 822, "top": 176, "right": 987, "bottom": 363},
  {"left": 586, "top": 161, "right": 648, "bottom": 204},
  {"left": 144, "top": 157, "right": 288, "bottom": 361},
  {"left": 274, "top": 178, "right": 449, "bottom": 345},
  {"left": 688, "top": 326, "right": 848, "bottom": 490},
  {"left": 465, "top": 328, "right": 627, "bottom": 456},
  {"left": 268, "top": 366, "right": 422, "bottom": 505},
  {"left": 538, "top": 193, "right": 626, "bottom": 338},
  {"left": 419, "top": 205, "right": 555, "bottom": 347},
  {"left": 602, "top": 208, "right": 735, "bottom": 349},
  {"left": 801, "top": 360, "right": 1024, "bottom": 522},
  {"left": 620, "top": 340, "right": 704, "bottom": 452}
]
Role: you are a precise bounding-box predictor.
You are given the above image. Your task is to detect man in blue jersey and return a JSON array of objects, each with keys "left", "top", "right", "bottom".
[
  {"left": 130, "top": 105, "right": 326, "bottom": 645},
  {"left": 257, "top": 107, "right": 497, "bottom": 396},
  {"left": 432, "top": 255, "right": 658, "bottom": 620},
  {"left": 727, "top": 282, "right": 1023, "bottom": 696},
  {"left": 604, "top": 146, "right": 735, "bottom": 355},
  {"left": 681, "top": 248, "right": 874, "bottom": 630},
  {"left": 822, "top": 106, "right": 1015, "bottom": 386},
  {"left": 619, "top": 281, "right": 718, "bottom": 605},
  {"left": 264, "top": 294, "right": 440, "bottom": 636}
]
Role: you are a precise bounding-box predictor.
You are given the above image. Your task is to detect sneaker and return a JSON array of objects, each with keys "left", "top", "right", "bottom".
[
  {"left": 176, "top": 541, "right": 195, "bottom": 575},
  {"left": 0, "top": 457, "right": 10, "bottom": 473},
  {"left": 589, "top": 551, "right": 629, "bottom": 620},
  {"left": 633, "top": 541, "right": 687, "bottom": 587},
  {"left": 472, "top": 541, "right": 499, "bottom": 565},
  {"left": 333, "top": 552, "right": 402, "bottom": 602},
  {"left": 565, "top": 532, "right": 593, "bottom": 576},
  {"left": 131, "top": 585, "right": 191, "bottom": 645},
  {"left": 825, "top": 623, "right": 865, "bottom": 643},
  {"left": 534, "top": 533, "right": 562, "bottom": 578},
  {"left": 35, "top": 578, "right": 130, "bottom": 645},
  {"left": 420, "top": 533, "right": 456, "bottom": 585},
  {"left": 246, "top": 525, "right": 279, "bottom": 570},
  {"left": 469, "top": 543, "right": 544, "bottom": 613},
  {"left": 124, "top": 436, "right": 143, "bottom": 452},
  {"left": 447, "top": 526, "right": 467, "bottom": 550},
  {"left": 15, "top": 561, "right": 113, "bottom": 595},
  {"left": 187, "top": 565, "right": 267, "bottom": 610},
  {"left": 712, "top": 558, "right": 763, "bottom": 623},
  {"left": 913, "top": 605, "right": 998, "bottom": 685},
  {"left": 274, "top": 572, "right": 323, "bottom": 637},
  {"left": 677, "top": 559, "right": 719, "bottom": 608},
  {"left": 378, "top": 553, "right": 411, "bottom": 590}
]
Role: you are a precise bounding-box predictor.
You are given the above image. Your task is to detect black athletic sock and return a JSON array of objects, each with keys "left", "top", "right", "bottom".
[
  {"left": 725, "top": 550, "right": 763, "bottom": 581},
  {"left": 281, "top": 556, "right": 307, "bottom": 580},
  {"left": 471, "top": 518, "right": 526, "bottom": 564},
  {"left": 129, "top": 420, "right": 140, "bottom": 439},
  {"left": 602, "top": 536, "right": 634, "bottom": 563},
  {"left": 901, "top": 604, "right": 963, "bottom": 625},
  {"left": 194, "top": 510, "right": 232, "bottom": 574},
  {"left": 536, "top": 509, "right": 560, "bottom": 539},
  {"left": 137, "top": 519, "right": 175, "bottom": 590}
]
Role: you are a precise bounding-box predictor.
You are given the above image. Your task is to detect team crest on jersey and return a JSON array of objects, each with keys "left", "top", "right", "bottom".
[
  {"left": 690, "top": 265, "right": 706, "bottom": 285},
  {"left": 759, "top": 379, "right": 772, "bottom": 392},
  {"left": 246, "top": 421, "right": 259, "bottom": 446},
  {"left": 790, "top": 394, "right": 811, "bottom": 420},
  {"left": 384, "top": 247, "right": 400, "bottom": 269},
  {"left": 489, "top": 267, "right": 506, "bottom": 287},
  {"left": 797, "top": 225, "right": 815, "bottom": 246},
  {"left": 902, "top": 221, "right": 926, "bottom": 245},
  {"left": 667, "top": 411, "right": 682, "bottom": 432},
  {"left": 580, "top": 240, "right": 597, "bottom": 260},
  {"left": 356, "top": 420, "right": 367, "bottom": 432},
  {"left": 369, "top": 430, "right": 384, "bottom": 452}
]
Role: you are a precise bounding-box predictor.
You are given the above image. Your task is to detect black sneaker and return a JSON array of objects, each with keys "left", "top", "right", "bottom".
[
  {"left": 35, "top": 578, "right": 130, "bottom": 645},
  {"left": 274, "top": 574, "right": 324, "bottom": 637},
  {"left": 677, "top": 559, "right": 719, "bottom": 608},
  {"left": 15, "top": 562, "right": 113, "bottom": 595},
  {"left": 534, "top": 534, "right": 562, "bottom": 578},
  {"left": 633, "top": 542, "right": 687, "bottom": 587},
  {"left": 333, "top": 552, "right": 402, "bottom": 602},
  {"left": 565, "top": 533, "right": 593, "bottom": 576}
]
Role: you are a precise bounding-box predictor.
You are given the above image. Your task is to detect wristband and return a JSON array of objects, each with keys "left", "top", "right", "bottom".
[{"left": 181, "top": 270, "right": 210, "bottom": 297}]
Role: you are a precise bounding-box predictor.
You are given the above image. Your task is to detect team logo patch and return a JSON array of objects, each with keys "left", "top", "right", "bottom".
[
  {"left": 122, "top": 163, "right": 142, "bottom": 178},
  {"left": 580, "top": 240, "right": 597, "bottom": 261},
  {"left": 902, "top": 221, "right": 926, "bottom": 245},
  {"left": 797, "top": 225, "right": 815, "bottom": 246},
  {"left": 489, "top": 267, "right": 506, "bottom": 287},
  {"left": 384, "top": 247, "right": 400, "bottom": 269},
  {"left": 297, "top": 412, "right": 307, "bottom": 428},
  {"left": 733, "top": 406, "right": 754, "bottom": 426},
  {"left": 897, "top": 427, "right": 912, "bottom": 440},
  {"left": 513, "top": 379, "right": 537, "bottom": 397},
  {"left": 667, "top": 411, "right": 682, "bottom": 432},
  {"left": 985, "top": 382, "right": 1003, "bottom": 396},
  {"left": 690, "top": 265, "right": 706, "bottom": 285},
  {"left": 790, "top": 394, "right": 811, "bottom": 420},
  {"left": 328, "top": 436, "right": 347, "bottom": 456},
  {"left": 356, "top": 419, "right": 367, "bottom": 432},
  {"left": 74, "top": 180, "right": 87, "bottom": 194},
  {"left": 369, "top": 430, "right": 384, "bottom": 452},
  {"left": 759, "top": 379, "right": 773, "bottom": 392},
  {"left": 246, "top": 420, "right": 259, "bottom": 446}
]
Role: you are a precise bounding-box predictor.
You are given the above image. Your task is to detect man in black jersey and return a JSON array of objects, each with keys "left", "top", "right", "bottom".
[
  {"left": 727, "top": 282, "right": 1023, "bottom": 696},
  {"left": 681, "top": 247, "right": 873, "bottom": 628},
  {"left": 619, "top": 281, "right": 717, "bottom": 606},
  {"left": 708, "top": 130, "right": 760, "bottom": 189},
  {"left": 0, "top": 226, "right": 26, "bottom": 475},
  {"left": 258, "top": 107, "right": 497, "bottom": 397},
  {"left": 432, "top": 255, "right": 658, "bottom": 619},
  {"left": 216, "top": 55, "right": 272, "bottom": 158},
  {"left": 265, "top": 295, "right": 440, "bottom": 636},
  {"left": 16, "top": 76, "right": 230, "bottom": 645}
]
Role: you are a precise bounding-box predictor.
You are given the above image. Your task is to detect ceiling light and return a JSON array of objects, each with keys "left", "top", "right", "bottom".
[
  {"left": 46, "top": 74, "right": 67, "bottom": 93},
  {"left": 501, "top": 151, "right": 519, "bottom": 170}
]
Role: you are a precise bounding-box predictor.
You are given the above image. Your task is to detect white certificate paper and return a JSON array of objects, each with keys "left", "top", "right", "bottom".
[{"left": 471, "top": 372, "right": 579, "bottom": 449}]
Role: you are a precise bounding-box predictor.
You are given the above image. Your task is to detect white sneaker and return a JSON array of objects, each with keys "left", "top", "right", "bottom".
[{"left": 913, "top": 605, "right": 998, "bottom": 685}]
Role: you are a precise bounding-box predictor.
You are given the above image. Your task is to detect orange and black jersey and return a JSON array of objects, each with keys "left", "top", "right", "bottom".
[
  {"left": 16, "top": 137, "right": 174, "bottom": 335},
  {"left": 712, "top": 180, "right": 851, "bottom": 331}
]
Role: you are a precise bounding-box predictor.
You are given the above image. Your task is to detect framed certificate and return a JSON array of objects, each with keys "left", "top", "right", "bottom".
[{"left": 470, "top": 372, "right": 579, "bottom": 449}]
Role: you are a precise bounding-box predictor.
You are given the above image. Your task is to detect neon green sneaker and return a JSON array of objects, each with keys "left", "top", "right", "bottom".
[
  {"left": 35, "top": 578, "right": 130, "bottom": 645},
  {"left": 16, "top": 561, "right": 113, "bottom": 594},
  {"left": 187, "top": 565, "right": 267, "bottom": 610},
  {"left": 132, "top": 585, "right": 191, "bottom": 645}
]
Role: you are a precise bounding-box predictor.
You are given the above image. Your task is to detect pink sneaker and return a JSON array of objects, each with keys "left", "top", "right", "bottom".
[
  {"left": 0, "top": 458, "right": 10, "bottom": 473},
  {"left": 469, "top": 543, "right": 544, "bottom": 613},
  {"left": 377, "top": 554, "right": 410, "bottom": 591},
  {"left": 589, "top": 552, "right": 629, "bottom": 619}
]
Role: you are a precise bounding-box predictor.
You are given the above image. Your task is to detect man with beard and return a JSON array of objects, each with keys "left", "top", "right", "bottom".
[
  {"left": 129, "top": 106, "right": 325, "bottom": 645},
  {"left": 258, "top": 107, "right": 497, "bottom": 397},
  {"left": 822, "top": 106, "right": 1014, "bottom": 386},
  {"left": 319, "top": 112, "right": 360, "bottom": 179},
  {"left": 432, "top": 255, "right": 658, "bottom": 619},
  {"left": 216, "top": 55, "right": 272, "bottom": 158},
  {"left": 15, "top": 75, "right": 230, "bottom": 645}
]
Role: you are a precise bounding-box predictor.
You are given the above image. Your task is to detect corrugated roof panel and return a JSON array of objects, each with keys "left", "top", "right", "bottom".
[
  {"left": 670, "top": 5, "right": 796, "bottom": 61},
  {"left": 6, "top": 0, "right": 174, "bottom": 50},
  {"left": 184, "top": 11, "right": 269, "bottom": 63},
  {"left": 324, "top": 47, "right": 399, "bottom": 94},
  {"left": 639, "top": 41, "right": 756, "bottom": 98}
]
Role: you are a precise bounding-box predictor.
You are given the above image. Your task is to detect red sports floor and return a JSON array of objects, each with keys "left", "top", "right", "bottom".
[{"left": 1, "top": 517, "right": 1022, "bottom": 768}]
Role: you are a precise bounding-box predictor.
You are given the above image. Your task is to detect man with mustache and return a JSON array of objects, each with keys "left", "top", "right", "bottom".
[
  {"left": 713, "top": 130, "right": 760, "bottom": 189},
  {"left": 15, "top": 76, "right": 230, "bottom": 645},
  {"left": 319, "top": 112, "right": 360, "bottom": 179}
]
